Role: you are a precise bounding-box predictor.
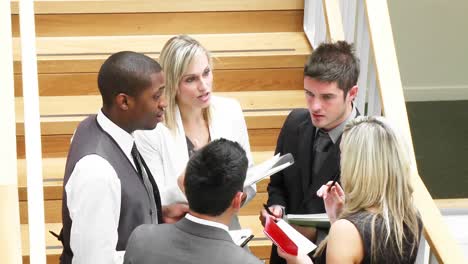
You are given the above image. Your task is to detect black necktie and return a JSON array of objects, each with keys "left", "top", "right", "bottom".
[
  {"left": 313, "top": 130, "right": 333, "bottom": 152},
  {"left": 131, "top": 143, "right": 162, "bottom": 224},
  {"left": 312, "top": 130, "right": 333, "bottom": 175}
]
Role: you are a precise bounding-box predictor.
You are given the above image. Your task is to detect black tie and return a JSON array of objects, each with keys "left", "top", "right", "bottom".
[
  {"left": 312, "top": 130, "right": 333, "bottom": 175},
  {"left": 131, "top": 143, "right": 162, "bottom": 224}
]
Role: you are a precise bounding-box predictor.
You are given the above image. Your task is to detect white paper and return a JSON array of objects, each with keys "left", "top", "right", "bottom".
[
  {"left": 287, "top": 213, "right": 329, "bottom": 220},
  {"left": 244, "top": 153, "right": 293, "bottom": 187},
  {"left": 229, "top": 229, "right": 253, "bottom": 246}
]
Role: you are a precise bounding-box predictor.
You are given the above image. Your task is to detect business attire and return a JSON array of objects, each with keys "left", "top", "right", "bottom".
[
  {"left": 60, "top": 111, "right": 162, "bottom": 264},
  {"left": 267, "top": 107, "right": 357, "bottom": 264},
  {"left": 135, "top": 96, "right": 256, "bottom": 229},
  {"left": 314, "top": 211, "right": 422, "bottom": 264},
  {"left": 123, "top": 214, "right": 262, "bottom": 264}
]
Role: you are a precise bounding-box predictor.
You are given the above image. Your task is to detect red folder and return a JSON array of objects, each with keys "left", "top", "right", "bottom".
[
  {"left": 264, "top": 217, "right": 298, "bottom": 255},
  {"left": 263, "top": 217, "right": 316, "bottom": 256}
]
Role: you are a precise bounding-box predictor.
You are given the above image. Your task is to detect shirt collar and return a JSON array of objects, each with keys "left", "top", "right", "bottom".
[
  {"left": 317, "top": 104, "right": 357, "bottom": 144},
  {"left": 185, "top": 213, "right": 229, "bottom": 233},
  {"left": 96, "top": 109, "right": 135, "bottom": 160}
]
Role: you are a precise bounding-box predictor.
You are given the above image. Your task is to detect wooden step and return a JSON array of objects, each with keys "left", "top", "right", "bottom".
[
  {"left": 12, "top": 11, "right": 303, "bottom": 37},
  {"left": 19, "top": 194, "right": 270, "bottom": 223},
  {"left": 20, "top": 216, "right": 272, "bottom": 264},
  {"left": 11, "top": 0, "right": 303, "bottom": 14},
  {"left": 16, "top": 128, "right": 279, "bottom": 158},
  {"left": 18, "top": 153, "right": 273, "bottom": 224},
  {"left": 21, "top": 223, "right": 62, "bottom": 264},
  {"left": 15, "top": 91, "right": 303, "bottom": 135},
  {"left": 17, "top": 152, "right": 273, "bottom": 201},
  {"left": 20, "top": 199, "right": 468, "bottom": 263},
  {"left": 14, "top": 68, "right": 304, "bottom": 96},
  {"left": 435, "top": 199, "right": 468, "bottom": 209},
  {"left": 13, "top": 32, "right": 311, "bottom": 73},
  {"left": 15, "top": 91, "right": 304, "bottom": 157}
]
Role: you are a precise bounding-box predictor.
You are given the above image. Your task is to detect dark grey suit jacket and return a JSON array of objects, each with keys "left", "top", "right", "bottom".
[{"left": 124, "top": 218, "right": 262, "bottom": 264}]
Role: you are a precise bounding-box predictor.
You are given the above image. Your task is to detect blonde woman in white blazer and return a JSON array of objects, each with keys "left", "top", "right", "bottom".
[{"left": 135, "top": 35, "right": 256, "bottom": 230}]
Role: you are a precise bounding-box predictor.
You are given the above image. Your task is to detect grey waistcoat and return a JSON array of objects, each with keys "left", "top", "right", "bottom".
[{"left": 59, "top": 115, "right": 162, "bottom": 264}]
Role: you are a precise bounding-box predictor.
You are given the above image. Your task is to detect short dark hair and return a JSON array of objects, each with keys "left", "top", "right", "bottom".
[
  {"left": 97, "top": 51, "right": 162, "bottom": 106},
  {"left": 184, "top": 139, "right": 248, "bottom": 216},
  {"left": 304, "top": 41, "right": 359, "bottom": 96}
]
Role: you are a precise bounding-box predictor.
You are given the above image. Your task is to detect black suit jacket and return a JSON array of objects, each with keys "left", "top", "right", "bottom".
[
  {"left": 268, "top": 108, "right": 341, "bottom": 214},
  {"left": 267, "top": 109, "right": 343, "bottom": 264}
]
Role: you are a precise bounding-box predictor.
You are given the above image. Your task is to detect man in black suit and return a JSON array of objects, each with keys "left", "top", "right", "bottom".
[{"left": 260, "top": 41, "right": 360, "bottom": 264}]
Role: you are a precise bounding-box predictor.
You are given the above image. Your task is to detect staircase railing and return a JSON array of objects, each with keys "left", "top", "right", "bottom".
[
  {"left": 0, "top": 0, "right": 23, "bottom": 262},
  {"left": 15, "top": 0, "right": 48, "bottom": 263},
  {"left": 304, "top": 0, "right": 466, "bottom": 263}
]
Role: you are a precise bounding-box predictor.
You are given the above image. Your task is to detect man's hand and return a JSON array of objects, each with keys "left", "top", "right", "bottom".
[
  {"left": 259, "top": 204, "right": 283, "bottom": 227},
  {"left": 162, "top": 203, "right": 189, "bottom": 224}
]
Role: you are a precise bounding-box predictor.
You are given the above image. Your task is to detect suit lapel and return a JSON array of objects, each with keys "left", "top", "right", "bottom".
[{"left": 298, "top": 119, "right": 316, "bottom": 195}]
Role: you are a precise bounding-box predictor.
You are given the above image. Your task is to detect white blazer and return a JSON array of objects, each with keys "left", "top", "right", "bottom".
[{"left": 135, "top": 96, "right": 256, "bottom": 206}]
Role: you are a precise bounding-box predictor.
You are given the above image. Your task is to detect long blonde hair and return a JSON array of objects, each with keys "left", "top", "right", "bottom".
[
  {"left": 158, "top": 35, "right": 213, "bottom": 133},
  {"left": 315, "top": 116, "right": 420, "bottom": 262}
]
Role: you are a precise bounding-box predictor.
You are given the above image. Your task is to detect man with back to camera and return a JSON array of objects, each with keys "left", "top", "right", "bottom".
[
  {"left": 260, "top": 41, "right": 360, "bottom": 264},
  {"left": 59, "top": 51, "right": 188, "bottom": 264},
  {"left": 123, "top": 138, "right": 263, "bottom": 264}
]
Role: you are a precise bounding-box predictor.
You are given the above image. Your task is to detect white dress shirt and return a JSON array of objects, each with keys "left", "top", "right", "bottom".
[
  {"left": 65, "top": 110, "right": 137, "bottom": 264},
  {"left": 135, "top": 96, "right": 256, "bottom": 206},
  {"left": 185, "top": 214, "right": 229, "bottom": 233}
]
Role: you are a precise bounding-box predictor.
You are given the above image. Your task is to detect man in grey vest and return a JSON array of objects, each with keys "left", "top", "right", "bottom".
[
  {"left": 59, "top": 51, "right": 188, "bottom": 264},
  {"left": 123, "top": 139, "right": 262, "bottom": 264}
]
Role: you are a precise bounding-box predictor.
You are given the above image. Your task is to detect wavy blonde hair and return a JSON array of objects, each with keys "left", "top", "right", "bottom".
[
  {"left": 158, "top": 35, "right": 213, "bottom": 133},
  {"left": 315, "top": 116, "right": 420, "bottom": 262}
]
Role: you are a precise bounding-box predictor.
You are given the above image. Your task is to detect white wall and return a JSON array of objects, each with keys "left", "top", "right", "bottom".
[{"left": 387, "top": 0, "right": 468, "bottom": 101}]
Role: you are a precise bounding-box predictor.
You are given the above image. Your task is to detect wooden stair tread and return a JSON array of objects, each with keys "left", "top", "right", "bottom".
[
  {"left": 21, "top": 223, "right": 62, "bottom": 256},
  {"left": 16, "top": 129, "right": 281, "bottom": 158},
  {"left": 435, "top": 199, "right": 468, "bottom": 209},
  {"left": 15, "top": 91, "right": 303, "bottom": 117},
  {"left": 20, "top": 193, "right": 269, "bottom": 223},
  {"left": 12, "top": 11, "right": 303, "bottom": 37},
  {"left": 17, "top": 152, "right": 272, "bottom": 223},
  {"left": 14, "top": 68, "right": 304, "bottom": 96},
  {"left": 21, "top": 217, "right": 272, "bottom": 262},
  {"left": 13, "top": 32, "right": 311, "bottom": 73},
  {"left": 15, "top": 91, "right": 303, "bottom": 135},
  {"left": 14, "top": 33, "right": 311, "bottom": 57},
  {"left": 11, "top": 0, "right": 303, "bottom": 14},
  {"left": 17, "top": 151, "right": 273, "bottom": 201}
]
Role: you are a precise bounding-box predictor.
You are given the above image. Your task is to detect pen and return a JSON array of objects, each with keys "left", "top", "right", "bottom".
[
  {"left": 240, "top": 234, "right": 255, "bottom": 247},
  {"left": 263, "top": 203, "right": 275, "bottom": 216},
  {"left": 327, "top": 171, "right": 340, "bottom": 193}
]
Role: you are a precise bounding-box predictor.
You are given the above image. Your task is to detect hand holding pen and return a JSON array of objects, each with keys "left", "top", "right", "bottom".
[
  {"left": 316, "top": 174, "right": 345, "bottom": 224},
  {"left": 260, "top": 204, "right": 283, "bottom": 226}
]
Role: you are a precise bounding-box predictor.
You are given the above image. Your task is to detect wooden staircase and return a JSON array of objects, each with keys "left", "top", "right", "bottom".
[{"left": 12, "top": 0, "right": 310, "bottom": 263}]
